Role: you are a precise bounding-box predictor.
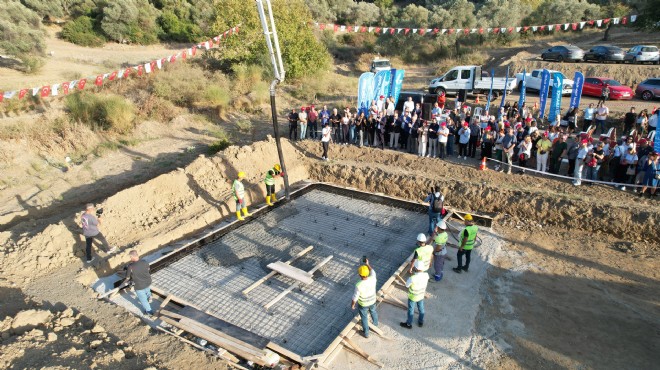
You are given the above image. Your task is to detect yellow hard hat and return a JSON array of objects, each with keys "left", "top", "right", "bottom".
[
  {"left": 358, "top": 265, "right": 369, "bottom": 277},
  {"left": 237, "top": 171, "right": 246, "bottom": 179},
  {"left": 464, "top": 214, "right": 473, "bottom": 221},
  {"left": 274, "top": 164, "right": 281, "bottom": 171}
]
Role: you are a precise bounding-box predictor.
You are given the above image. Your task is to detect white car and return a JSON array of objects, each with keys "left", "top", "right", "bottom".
[
  {"left": 625, "top": 45, "right": 660, "bottom": 64},
  {"left": 515, "top": 69, "right": 573, "bottom": 96},
  {"left": 428, "top": 65, "right": 515, "bottom": 96}
]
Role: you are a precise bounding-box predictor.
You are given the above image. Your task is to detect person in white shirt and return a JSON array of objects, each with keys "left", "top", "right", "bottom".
[
  {"left": 376, "top": 95, "right": 385, "bottom": 113},
  {"left": 403, "top": 97, "right": 415, "bottom": 114},
  {"left": 582, "top": 103, "right": 595, "bottom": 132},
  {"left": 437, "top": 122, "right": 449, "bottom": 159},
  {"left": 648, "top": 110, "right": 659, "bottom": 132},
  {"left": 573, "top": 139, "right": 589, "bottom": 186},
  {"left": 595, "top": 105, "right": 609, "bottom": 135},
  {"left": 298, "top": 107, "right": 308, "bottom": 140},
  {"left": 321, "top": 123, "right": 332, "bottom": 160}
]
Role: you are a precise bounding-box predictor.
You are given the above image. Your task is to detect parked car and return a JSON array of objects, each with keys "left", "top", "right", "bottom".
[
  {"left": 370, "top": 58, "right": 391, "bottom": 73},
  {"left": 635, "top": 78, "right": 660, "bottom": 101},
  {"left": 541, "top": 45, "right": 585, "bottom": 62},
  {"left": 582, "top": 77, "right": 633, "bottom": 100},
  {"left": 583, "top": 45, "right": 625, "bottom": 63},
  {"left": 428, "top": 65, "right": 515, "bottom": 96},
  {"left": 515, "top": 69, "right": 573, "bottom": 96},
  {"left": 624, "top": 45, "right": 660, "bottom": 64}
]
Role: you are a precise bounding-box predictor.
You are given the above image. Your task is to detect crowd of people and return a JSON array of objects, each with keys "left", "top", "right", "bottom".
[{"left": 288, "top": 96, "right": 659, "bottom": 196}]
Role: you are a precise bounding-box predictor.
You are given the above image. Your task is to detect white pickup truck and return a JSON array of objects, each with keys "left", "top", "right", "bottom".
[
  {"left": 428, "top": 65, "right": 515, "bottom": 96},
  {"left": 515, "top": 69, "right": 573, "bottom": 96}
]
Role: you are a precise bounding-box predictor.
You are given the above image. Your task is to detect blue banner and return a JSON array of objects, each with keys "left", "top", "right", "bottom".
[
  {"left": 387, "top": 68, "right": 397, "bottom": 98},
  {"left": 548, "top": 72, "right": 563, "bottom": 123},
  {"left": 485, "top": 68, "right": 494, "bottom": 113},
  {"left": 392, "top": 69, "right": 405, "bottom": 106},
  {"left": 373, "top": 69, "right": 392, "bottom": 103},
  {"left": 498, "top": 66, "right": 510, "bottom": 119},
  {"left": 357, "top": 72, "right": 375, "bottom": 116},
  {"left": 518, "top": 68, "right": 526, "bottom": 108},
  {"left": 538, "top": 69, "right": 551, "bottom": 120},
  {"left": 569, "top": 71, "right": 584, "bottom": 109}
]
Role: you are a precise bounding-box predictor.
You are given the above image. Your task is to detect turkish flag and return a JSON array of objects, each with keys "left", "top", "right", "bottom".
[
  {"left": 95, "top": 75, "right": 103, "bottom": 86},
  {"left": 0, "top": 93, "right": 3, "bottom": 103},
  {"left": 523, "top": 26, "right": 530, "bottom": 32},
  {"left": 404, "top": 28, "right": 410, "bottom": 35},
  {"left": 18, "top": 89, "right": 28, "bottom": 99},
  {"left": 493, "top": 28, "right": 499, "bottom": 34},
  {"left": 375, "top": 27, "right": 381, "bottom": 34},
  {"left": 137, "top": 65, "right": 144, "bottom": 76},
  {"left": 109, "top": 71, "right": 118, "bottom": 81},
  {"left": 572, "top": 23, "right": 578, "bottom": 30},
  {"left": 41, "top": 86, "right": 51, "bottom": 97},
  {"left": 389, "top": 28, "right": 395, "bottom": 35},
  {"left": 508, "top": 27, "right": 513, "bottom": 33},
  {"left": 622, "top": 17, "right": 627, "bottom": 25},
  {"left": 433, "top": 28, "right": 439, "bottom": 34},
  {"left": 448, "top": 28, "right": 455, "bottom": 34},
  {"left": 62, "top": 82, "right": 69, "bottom": 95},
  {"left": 588, "top": 20, "right": 594, "bottom": 26},
  {"left": 479, "top": 28, "right": 484, "bottom": 34},
  {"left": 361, "top": 26, "right": 367, "bottom": 33},
  {"left": 182, "top": 50, "right": 187, "bottom": 60},
  {"left": 419, "top": 28, "right": 425, "bottom": 35},
  {"left": 319, "top": 23, "right": 326, "bottom": 30},
  {"left": 124, "top": 68, "right": 132, "bottom": 78},
  {"left": 333, "top": 24, "right": 339, "bottom": 32},
  {"left": 462, "top": 28, "right": 468, "bottom": 35},
  {"left": 540, "top": 25, "right": 546, "bottom": 31},
  {"left": 603, "top": 18, "right": 610, "bottom": 24},
  {"left": 150, "top": 60, "right": 157, "bottom": 72},
  {"left": 192, "top": 46, "right": 197, "bottom": 56},
  {"left": 170, "top": 55, "right": 176, "bottom": 63},
  {"left": 77, "top": 79, "right": 86, "bottom": 90}
]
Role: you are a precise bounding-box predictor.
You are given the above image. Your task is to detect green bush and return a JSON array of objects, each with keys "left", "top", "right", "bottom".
[
  {"left": 203, "top": 85, "right": 231, "bottom": 110},
  {"left": 61, "top": 16, "right": 106, "bottom": 47},
  {"left": 65, "top": 92, "right": 135, "bottom": 134},
  {"left": 0, "top": 1, "right": 46, "bottom": 70},
  {"left": 100, "top": 0, "right": 161, "bottom": 44},
  {"left": 151, "top": 63, "right": 208, "bottom": 107}
]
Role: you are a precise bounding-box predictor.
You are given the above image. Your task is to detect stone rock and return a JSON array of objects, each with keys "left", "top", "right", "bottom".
[
  {"left": 89, "top": 339, "right": 103, "bottom": 349},
  {"left": 91, "top": 325, "right": 105, "bottom": 334},
  {"left": 59, "top": 318, "right": 76, "bottom": 327},
  {"left": 61, "top": 308, "right": 74, "bottom": 318},
  {"left": 47, "top": 332, "right": 58, "bottom": 342},
  {"left": 111, "top": 349, "right": 125, "bottom": 361},
  {"left": 11, "top": 310, "right": 52, "bottom": 334}
]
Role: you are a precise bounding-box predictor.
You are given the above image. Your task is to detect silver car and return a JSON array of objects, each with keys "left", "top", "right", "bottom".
[{"left": 625, "top": 45, "right": 660, "bottom": 64}]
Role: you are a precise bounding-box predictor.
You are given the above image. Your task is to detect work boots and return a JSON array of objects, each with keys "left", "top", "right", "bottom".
[
  {"left": 266, "top": 196, "right": 273, "bottom": 206},
  {"left": 236, "top": 211, "right": 245, "bottom": 221},
  {"left": 271, "top": 193, "right": 278, "bottom": 203},
  {"left": 242, "top": 207, "right": 252, "bottom": 217}
]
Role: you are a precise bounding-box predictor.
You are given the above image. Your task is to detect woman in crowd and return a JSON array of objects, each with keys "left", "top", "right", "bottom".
[
  {"left": 447, "top": 118, "right": 456, "bottom": 156},
  {"left": 517, "top": 135, "right": 532, "bottom": 174},
  {"left": 458, "top": 122, "right": 470, "bottom": 159},
  {"left": 639, "top": 152, "right": 659, "bottom": 197},
  {"left": 619, "top": 144, "right": 639, "bottom": 189},
  {"left": 480, "top": 127, "right": 494, "bottom": 164},
  {"left": 586, "top": 141, "right": 605, "bottom": 182},
  {"left": 536, "top": 132, "right": 552, "bottom": 173},
  {"left": 637, "top": 110, "right": 649, "bottom": 134},
  {"left": 355, "top": 112, "right": 366, "bottom": 147},
  {"left": 418, "top": 120, "right": 430, "bottom": 157},
  {"left": 390, "top": 111, "right": 401, "bottom": 149},
  {"left": 408, "top": 115, "right": 419, "bottom": 154},
  {"left": 494, "top": 128, "right": 505, "bottom": 169},
  {"left": 565, "top": 107, "right": 578, "bottom": 134}
]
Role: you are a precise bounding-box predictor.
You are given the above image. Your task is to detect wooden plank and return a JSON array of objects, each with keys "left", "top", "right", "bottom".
[
  {"left": 159, "top": 309, "right": 184, "bottom": 320},
  {"left": 341, "top": 335, "right": 384, "bottom": 368},
  {"left": 156, "top": 325, "right": 239, "bottom": 363},
  {"left": 157, "top": 295, "right": 173, "bottom": 316},
  {"left": 179, "top": 306, "right": 270, "bottom": 349},
  {"left": 179, "top": 317, "right": 266, "bottom": 358},
  {"left": 266, "top": 341, "right": 304, "bottom": 364},
  {"left": 161, "top": 316, "right": 267, "bottom": 366},
  {"left": 243, "top": 246, "right": 314, "bottom": 295},
  {"left": 381, "top": 297, "right": 407, "bottom": 310},
  {"left": 355, "top": 324, "right": 391, "bottom": 340},
  {"left": 264, "top": 256, "right": 333, "bottom": 311},
  {"left": 267, "top": 261, "right": 314, "bottom": 285}
]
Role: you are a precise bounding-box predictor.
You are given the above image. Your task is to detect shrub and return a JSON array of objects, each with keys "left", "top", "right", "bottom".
[
  {"left": 65, "top": 92, "right": 135, "bottom": 133},
  {"left": 203, "top": 85, "right": 231, "bottom": 110},
  {"left": 235, "top": 119, "right": 253, "bottom": 134},
  {"left": 61, "top": 16, "right": 106, "bottom": 47},
  {"left": 0, "top": 0, "right": 46, "bottom": 70},
  {"left": 151, "top": 63, "right": 207, "bottom": 107},
  {"left": 100, "top": 0, "right": 161, "bottom": 44}
]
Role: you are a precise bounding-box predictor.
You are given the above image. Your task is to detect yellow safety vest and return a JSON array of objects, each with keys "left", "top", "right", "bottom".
[
  {"left": 459, "top": 225, "right": 478, "bottom": 250},
  {"left": 264, "top": 168, "right": 280, "bottom": 186},
  {"left": 408, "top": 272, "right": 429, "bottom": 302},
  {"left": 433, "top": 232, "right": 448, "bottom": 246},
  {"left": 232, "top": 179, "right": 244, "bottom": 200},
  {"left": 414, "top": 244, "right": 434, "bottom": 271},
  {"left": 356, "top": 275, "right": 377, "bottom": 307}
]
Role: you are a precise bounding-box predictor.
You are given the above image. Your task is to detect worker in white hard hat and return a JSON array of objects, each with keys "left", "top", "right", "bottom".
[
  {"left": 430, "top": 220, "right": 449, "bottom": 282},
  {"left": 453, "top": 214, "right": 478, "bottom": 273},
  {"left": 409, "top": 233, "right": 433, "bottom": 274},
  {"left": 232, "top": 171, "right": 251, "bottom": 221},
  {"left": 400, "top": 266, "right": 429, "bottom": 329},
  {"left": 424, "top": 187, "right": 445, "bottom": 235},
  {"left": 351, "top": 258, "right": 378, "bottom": 338}
]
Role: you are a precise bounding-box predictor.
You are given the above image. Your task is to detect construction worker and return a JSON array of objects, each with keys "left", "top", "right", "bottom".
[
  {"left": 351, "top": 259, "right": 378, "bottom": 338},
  {"left": 264, "top": 163, "right": 284, "bottom": 206},
  {"left": 232, "top": 171, "right": 251, "bottom": 221},
  {"left": 453, "top": 214, "right": 478, "bottom": 273},
  {"left": 409, "top": 233, "right": 433, "bottom": 274},
  {"left": 430, "top": 220, "right": 448, "bottom": 282},
  {"left": 121, "top": 250, "right": 153, "bottom": 316},
  {"left": 400, "top": 267, "right": 429, "bottom": 329}
]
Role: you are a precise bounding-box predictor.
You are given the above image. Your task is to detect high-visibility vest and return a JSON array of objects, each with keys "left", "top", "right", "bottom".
[
  {"left": 264, "top": 168, "right": 280, "bottom": 186},
  {"left": 356, "top": 276, "right": 377, "bottom": 307},
  {"left": 459, "top": 225, "right": 478, "bottom": 250},
  {"left": 414, "top": 244, "right": 434, "bottom": 271},
  {"left": 232, "top": 179, "right": 244, "bottom": 200},
  {"left": 408, "top": 272, "right": 429, "bottom": 302},
  {"left": 433, "top": 232, "right": 448, "bottom": 246}
]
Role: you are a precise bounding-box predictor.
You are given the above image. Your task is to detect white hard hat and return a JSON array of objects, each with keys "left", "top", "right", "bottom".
[
  {"left": 436, "top": 220, "right": 447, "bottom": 230},
  {"left": 417, "top": 233, "right": 426, "bottom": 242},
  {"left": 434, "top": 192, "right": 441, "bottom": 198}
]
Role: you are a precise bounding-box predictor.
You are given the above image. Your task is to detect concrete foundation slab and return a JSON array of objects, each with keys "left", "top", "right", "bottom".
[{"left": 151, "top": 187, "right": 428, "bottom": 357}]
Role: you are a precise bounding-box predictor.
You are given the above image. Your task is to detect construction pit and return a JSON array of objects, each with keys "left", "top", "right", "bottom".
[{"left": 96, "top": 182, "right": 497, "bottom": 369}]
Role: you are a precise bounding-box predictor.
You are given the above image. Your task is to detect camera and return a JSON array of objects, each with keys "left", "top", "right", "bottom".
[
  {"left": 96, "top": 208, "right": 104, "bottom": 217},
  {"left": 362, "top": 255, "right": 368, "bottom": 264}
]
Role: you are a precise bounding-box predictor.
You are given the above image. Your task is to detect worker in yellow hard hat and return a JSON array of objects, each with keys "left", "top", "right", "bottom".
[
  {"left": 351, "top": 258, "right": 378, "bottom": 338},
  {"left": 453, "top": 213, "right": 478, "bottom": 273},
  {"left": 264, "top": 163, "right": 284, "bottom": 206},
  {"left": 232, "top": 171, "right": 251, "bottom": 221}
]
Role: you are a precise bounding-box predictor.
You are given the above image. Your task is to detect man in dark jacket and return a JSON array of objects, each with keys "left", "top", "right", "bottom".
[{"left": 122, "top": 250, "right": 153, "bottom": 316}]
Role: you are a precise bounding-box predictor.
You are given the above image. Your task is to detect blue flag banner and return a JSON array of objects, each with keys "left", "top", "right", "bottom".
[
  {"left": 548, "top": 72, "right": 563, "bottom": 123},
  {"left": 518, "top": 68, "right": 526, "bottom": 108},
  {"left": 485, "top": 68, "right": 495, "bottom": 113},
  {"left": 387, "top": 68, "right": 397, "bottom": 98},
  {"left": 498, "top": 66, "right": 510, "bottom": 118},
  {"left": 569, "top": 71, "right": 584, "bottom": 109},
  {"left": 357, "top": 72, "right": 375, "bottom": 116},
  {"left": 538, "top": 69, "right": 551, "bottom": 120},
  {"left": 392, "top": 69, "right": 405, "bottom": 106},
  {"left": 373, "top": 69, "right": 392, "bottom": 103}
]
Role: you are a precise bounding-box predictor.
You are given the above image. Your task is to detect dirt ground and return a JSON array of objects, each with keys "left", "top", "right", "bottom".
[{"left": 1, "top": 24, "right": 659, "bottom": 370}]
